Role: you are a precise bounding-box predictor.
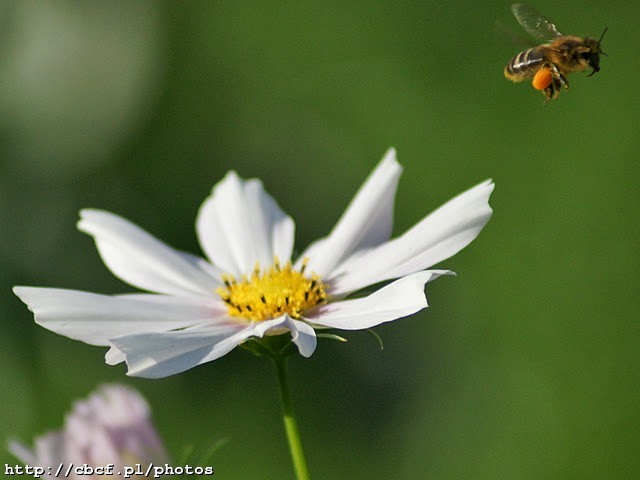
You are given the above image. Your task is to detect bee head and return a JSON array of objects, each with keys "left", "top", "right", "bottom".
[{"left": 586, "top": 27, "right": 608, "bottom": 76}]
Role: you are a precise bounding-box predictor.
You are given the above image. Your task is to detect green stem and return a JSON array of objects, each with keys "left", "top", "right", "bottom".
[{"left": 274, "top": 356, "right": 311, "bottom": 480}]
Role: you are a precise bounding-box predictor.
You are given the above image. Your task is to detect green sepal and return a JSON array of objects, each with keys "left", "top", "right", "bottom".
[
  {"left": 316, "top": 332, "right": 348, "bottom": 343},
  {"left": 365, "top": 328, "right": 384, "bottom": 350},
  {"left": 240, "top": 335, "right": 297, "bottom": 359}
]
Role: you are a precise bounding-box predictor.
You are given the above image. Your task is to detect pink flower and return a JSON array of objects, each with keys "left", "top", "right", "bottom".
[{"left": 9, "top": 384, "right": 168, "bottom": 479}]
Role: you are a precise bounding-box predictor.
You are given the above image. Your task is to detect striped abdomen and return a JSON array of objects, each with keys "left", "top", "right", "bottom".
[{"left": 504, "top": 47, "right": 547, "bottom": 82}]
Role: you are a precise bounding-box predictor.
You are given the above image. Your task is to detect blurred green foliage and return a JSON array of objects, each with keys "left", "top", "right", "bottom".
[{"left": 1, "top": 1, "right": 638, "bottom": 479}]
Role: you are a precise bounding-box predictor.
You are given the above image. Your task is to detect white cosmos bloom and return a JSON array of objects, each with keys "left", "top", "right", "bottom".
[{"left": 14, "top": 148, "right": 494, "bottom": 378}]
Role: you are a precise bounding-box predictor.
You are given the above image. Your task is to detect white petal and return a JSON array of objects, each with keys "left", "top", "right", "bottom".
[
  {"left": 283, "top": 317, "right": 317, "bottom": 357},
  {"left": 7, "top": 439, "right": 36, "bottom": 465},
  {"left": 307, "top": 271, "right": 451, "bottom": 330},
  {"left": 78, "top": 209, "right": 222, "bottom": 296},
  {"left": 196, "top": 171, "right": 295, "bottom": 277},
  {"left": 105, "top": 346, "right": 126, "bottom": 365},
  {"left": 329, "top": 180, "right": 494, "bottom": 294},
  {"left": 111, "top": 318, "right": 287, "bottom": 378},
  {"left": 295, "top": 148, "right": 401, "bottom": 276},
  {"left": 9, "top": 432, "right": 65, "bottom": 467},
  {"left": 13, "top": 287, "right": 226, "bottom": 346}
]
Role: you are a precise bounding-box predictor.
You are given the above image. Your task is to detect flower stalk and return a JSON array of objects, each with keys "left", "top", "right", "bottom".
[{"left": 274, "top": 355, "right": 310, "bottom": 480}]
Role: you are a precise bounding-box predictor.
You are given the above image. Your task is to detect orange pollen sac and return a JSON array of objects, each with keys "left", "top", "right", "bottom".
[{"left": 532, "top": 68, "right": 553, "bottom": 91}]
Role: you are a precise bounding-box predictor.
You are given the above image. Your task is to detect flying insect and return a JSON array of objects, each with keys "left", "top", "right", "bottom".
[{"left": 503, "top": 3, "right": 607, "bottom": 103}]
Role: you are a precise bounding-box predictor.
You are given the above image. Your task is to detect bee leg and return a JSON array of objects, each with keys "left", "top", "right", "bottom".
[
  {"left": 551, "top": 75, "right": 562, "bottom": 100},
  {"left": 550, "top": 64, "right": 570, "bottom": 91},
  {"left": 543, "top": 74, "right": 563, "bottom": 104},
  {"left": 543, "top": 84, "right": 555, "bottom": 104}
]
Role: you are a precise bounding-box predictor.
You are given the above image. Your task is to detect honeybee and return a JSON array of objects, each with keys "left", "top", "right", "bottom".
[{"left": 503, "top": 3, "right": 607, "bottom": 103}]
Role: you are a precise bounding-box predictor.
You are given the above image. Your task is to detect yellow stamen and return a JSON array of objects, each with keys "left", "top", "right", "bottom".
[{"left": 217, "top": 258, "right": 328, "bottom": 321}]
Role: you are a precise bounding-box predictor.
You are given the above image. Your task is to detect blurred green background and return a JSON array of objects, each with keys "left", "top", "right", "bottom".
[{"left": 1, "top": 1, "right": 638, "bottom": 478}]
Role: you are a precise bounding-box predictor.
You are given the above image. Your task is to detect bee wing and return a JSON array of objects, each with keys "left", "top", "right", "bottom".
[
  {"left": 511, "top": 3, "right": 565, "bottom": 41},
  {"left": 495, "top": 19, "right": 537, "bottom": 49}
]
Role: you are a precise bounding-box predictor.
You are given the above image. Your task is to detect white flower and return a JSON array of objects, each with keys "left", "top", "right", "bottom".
[
  {"left": 9, "top": 384, "right": 169, "bottom": 479},
  {"left": 14, "top": 149, "right": 494, "bottom": 378}
]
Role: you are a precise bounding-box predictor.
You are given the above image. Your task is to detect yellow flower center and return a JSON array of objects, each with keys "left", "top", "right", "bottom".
[{"left": 217, "top": 258, "right": 328, "bottom": 321}]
